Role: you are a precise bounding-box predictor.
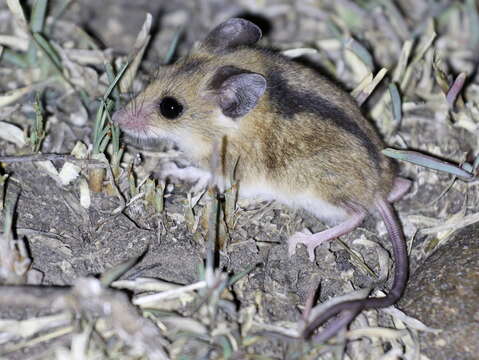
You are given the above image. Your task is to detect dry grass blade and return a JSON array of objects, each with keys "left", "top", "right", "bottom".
[
  {"left": 344, "top": 37, "right": 374, "bottom": 70},
  {"left": 354, "top": 68, "right": 388, "bottom": 106},
  {"left": 0, "top": 35, "right": 29, "bottom": 51},
  {"left": 336, "top": 238, "right": 377, "bottom": 278},
  {"left": 119, "top": 13, "right": 152, "bottom": 93},
  {"left": 1, "top": 326, "right": 75, "bottom": 356},
  {"left": 6, "top": 0, "right": 28, "bottom": 34},
  {"left": 0, "top": 121, "right": 26, "bottom": 147},
  {"left": 353, "top": 237, "right": 391, "bottom": 282},
  {"left": 421, "top": 211, "right": 479, "bottom": 236},
  {"left": 133, "top": 280, "right": 206, "bottom": 307},
  {"left": 393, "top": 40, "right": 413, "bottom": 82},
  {"left": 282, "top": 48, "right": 318, "bottom": 58},
  {"left": 58, "top": 142, "right": 88, "bottom": 186},
  {"left": 205, "top": 142, "right": 222, "bottom": 285},
  {"left": 0, "top": 313, "right": 72, "bottom": 343},
  {"left": 401, "top": 21, "right": 437, "bottom": 90},
  {"left": 346, "top": 327, "right": 408, "bottom": 341},
  {"left": 0, "top": 81, "right": 51, "bottom": 108},
  {"left": 382, "top": 307, "right": 440, "bottom": 333},
  {"left": 113, "top": 277, "right": 189, "bottom": 292}
]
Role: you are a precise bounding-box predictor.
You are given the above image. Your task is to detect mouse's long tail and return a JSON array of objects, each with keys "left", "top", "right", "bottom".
[
  {"left": 302, "top": 197, "right": 409, "bottom": 342},
  {"left": 366, "top": 197, "right": 409, "bottom": 307}
]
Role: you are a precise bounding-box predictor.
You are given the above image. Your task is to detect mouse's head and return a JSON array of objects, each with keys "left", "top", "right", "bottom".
[{"left": 113, "top": 18, "right": 267, "bottom": 161}]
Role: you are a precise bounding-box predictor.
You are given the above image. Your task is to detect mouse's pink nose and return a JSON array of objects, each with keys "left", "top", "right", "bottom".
[{"left": 111, "top": 103, "right": 155, "bottom": 134}]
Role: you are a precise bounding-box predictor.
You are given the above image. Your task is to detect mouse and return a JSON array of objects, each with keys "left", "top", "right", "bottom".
[{"left": 112, "top": 17, "right": 412, "bottom": 343}]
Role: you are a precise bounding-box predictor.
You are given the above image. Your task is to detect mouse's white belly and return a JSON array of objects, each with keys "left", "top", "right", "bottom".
[
  {"left": 238, "top": 179, "right": 348, "bottom": 224},
  {"left": 159, "top": 163, "right": 349, "bottom": 223}
]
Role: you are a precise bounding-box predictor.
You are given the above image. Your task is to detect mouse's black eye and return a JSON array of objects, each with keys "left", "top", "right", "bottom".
[{"left": 159, "top": 96, "right": 183, "bottom": 119}]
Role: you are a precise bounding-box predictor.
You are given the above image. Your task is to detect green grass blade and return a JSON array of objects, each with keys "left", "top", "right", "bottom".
[
  {"left": 103, "top": 60, "right": 130, "bottom": 101},
  {"left": 388, "top": 82, "right": 402, "bottom": 125},
  {"left": 98, "top": 133, "right": 111, "bottom": 154},
  {"left": 383, "top": 148, "right": 474, "bottom": 180},
  {"left": 92, "top": 101, "right": 105, "bottom": 141},
  {"left": 228, "top": 264, "right": 257, "bottom": 286},
  {"left": 50, "top": 0, "right": 74, "bottom": 22},
  {"left": 163, "top": 27, "right": 183, "bottom": 65},
  {"left": 30, "top": 0, "right": 48, "bottom": 33},
  {"left": 473, "top": 155, "right": 479, "bottom": 172},
  {"left": 466, "top": 0, "right": 479, "bottom": 48},
  {"left": 111, "top": 121, "right": 120, "bottom": 154},
  {"left": 100, "top": 253, "right": 144, "bottom": 286},
  {"left": 0, "top": 49, "right": 29, "bottom": 67},
  {"left": 32, "top": 32, "right": 62, "bottom": 68},
  {"left": 105, "top": 62, "right": 121, "bottom": 109}
]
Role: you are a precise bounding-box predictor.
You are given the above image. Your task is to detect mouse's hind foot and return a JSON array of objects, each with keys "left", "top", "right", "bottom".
[{"left": 288, "top": 210, "right": 366, "bottom": 261}]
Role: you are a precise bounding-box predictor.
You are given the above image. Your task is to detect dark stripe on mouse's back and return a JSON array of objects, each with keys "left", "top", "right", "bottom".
[{"left": 265, "top": 69, "right": 381, "bottom": 169}]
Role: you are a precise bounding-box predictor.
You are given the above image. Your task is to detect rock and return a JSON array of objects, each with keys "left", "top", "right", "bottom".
[{"left": 401, "top": 223, "right": 479, "bottom": 360}]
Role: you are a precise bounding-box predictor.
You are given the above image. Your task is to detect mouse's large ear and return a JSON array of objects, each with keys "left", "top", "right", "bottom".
[
  {"left": 201, "top": 18, "right": 262, "bottom": 52},
  {"left": 208, "top": 65, "right": 266, "bottom": 118}
]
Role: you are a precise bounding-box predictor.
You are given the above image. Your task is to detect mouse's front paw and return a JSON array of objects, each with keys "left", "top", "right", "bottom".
[
  {"left": 288, "top": 230, "right": 316, "bottom": 261},
  {"left": 156, "top": 161, "right": 212, "bottom": 193}
]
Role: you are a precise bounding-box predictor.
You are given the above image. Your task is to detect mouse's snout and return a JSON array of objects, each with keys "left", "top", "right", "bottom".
[
  {"left": 112, "top": 102, "right": 157, "bottom": 135},
  {"left": 111, "top": 107, "right": 134, "bottom": 129}
]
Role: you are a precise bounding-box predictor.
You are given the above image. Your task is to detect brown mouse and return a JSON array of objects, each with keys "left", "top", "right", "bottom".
[{"left": 113, "top": 18, "right": 411, "bottom": 343}]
